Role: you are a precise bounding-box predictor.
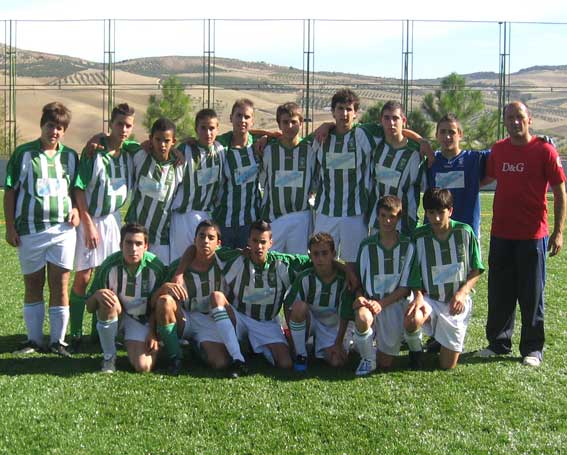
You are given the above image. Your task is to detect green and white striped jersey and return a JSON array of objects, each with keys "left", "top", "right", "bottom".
[
  {"left": 125, "top": 148, "right": 185, "bottom": 245},
  {"left": 89, "top": 251, "right": 166, "bottom": 323},
  {"left": 408, "top": 220, "right": 484, "bottom": 303},
  {"left": 220, "top": 249, "right": 310, "bottom": 321},
  {"left": 313, "top": 125, "right": 376, "bottom": 217},
  {"left": 213, "top": 132, "right": 260, "bottom": 227},
  {"left": 74, "top": 138, "right": 139, "bottom": 218},
  {"left": 167, "top": 257, "right": 229, "bottom": 314},
  {"left": 283, "top": 268, "right": 351, "bottom": 326},
  {"left": 172, "top": 141, "right": 224, "bottom": 214},
  {"left": 356, "top": 234, "right": 414, "bottom": 300},
  {"left": 260, "top": 138, "right": 316, "bottom": 221},
  {"left": 368, "top": 139, "right": 426, "bottom": 235},
  {"left": 5, "top": 139, "right": 78, "bottom": 235}
]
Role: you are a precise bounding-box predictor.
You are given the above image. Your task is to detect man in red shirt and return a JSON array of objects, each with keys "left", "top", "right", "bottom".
[{"left": 476, "top": 101, "right": 566, "bottom": 367}]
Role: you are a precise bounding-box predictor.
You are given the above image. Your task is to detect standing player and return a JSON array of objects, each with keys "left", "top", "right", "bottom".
[
  {"left": 260, "top": 102, "right": 316, "bottom": 254},
  {"left": 69, "top": 103, "right": 138, "bottom": 351},
  {"left": 86, "top": 223, "right": 166, "bottom": 373},
  {"left": 5, "top": 102, "right": 79, "bottom": 356}
]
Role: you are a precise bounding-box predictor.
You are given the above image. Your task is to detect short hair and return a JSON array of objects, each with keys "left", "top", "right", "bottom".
[
  {"left": 276, "top": 102, "right": 304, "bottom": 124},
  {"left": 195, "top": 219, "right": 222, "bottom": 241},
  {"left": 120, "top": 222, "right": 148, "bottom": 244},
  {"left": 40, "top": 102, "right": 71, "bottom": 130},
  {"left": 308, "top": 232, "right": 335, "bottom": 253},
  {"left": 231, "top": 98, "right": 254, "bottom": 117},
  {"left": 110, "top": 103, "right": 135, "bottom": 123},
  {"left": 249, "top": 220, "right": 271, "bottom": 236},
  {"left": 423, "top": 187, "right": 453, "bottom": 211},
  {"left": 377, "top": 195, "right": 402, "bottom": 214},
  {"left": 436, "top": 113, "right": 462, "bottom": 134},
  {"left": 331, "top": 89, "right": 360, "bottom": 111},
  {"left": 150, "top": 117, "right": 176, "bottom": 136},
  {"left": 503, "top": 101, "right": 531, "bottom": 120},
  {"left": 195, "top": 108, "right": 218, "bottom": 129},
  {"left": 380, "top": 100, "right": 404, "bottom": 118}
]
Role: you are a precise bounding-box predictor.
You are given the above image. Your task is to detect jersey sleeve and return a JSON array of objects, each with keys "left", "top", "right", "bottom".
[
  {"left": 478, "top": 149, "right": 490, "bottom": 181},
  {"left": 398, "top": 243, "right": 416, "bottom": 288},
  {"left": 4, "top": 149, "right": 22, "bottom": 189},
  {"left": 486, "top": 147, "right": 497, "bottom": 180},
  {"left": 283, "top": 274, "right": 305, "bottom": 309},
  {"left": 87, "top": 262, "right": 109, "bottom": 296},
  {"left": 74, "top": 152, "right": 95, "bottom": 190},
  {"left": 467, "top": 230, "right": 485, "bottom": 274},
  {"left": 338, "top": 289, "right": 355, "bottom": 321},
  {"left": 405, "top": 249, "right": 423, "bottom": 290},
  {"left": 268, "top": 251, "right": 311, "bottom": 281},
  {"left": 359, "top": 122, "right": 384, "bottom": 143},
  {"left": 544, "top": 143, "right": 566, "bottom": 186}
]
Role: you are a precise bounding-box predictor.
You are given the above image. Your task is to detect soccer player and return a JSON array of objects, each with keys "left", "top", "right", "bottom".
[
  {"left": 154, "top": 220, "right": 247, "bottom": 377},
  {"left": 125, "top": 118, "right": 184, "bottom": 265},
  {"left": 5, "top": 102, "right": 79, "bottom": 357},
  {"left": 69, "top": 103, "right": 138, "bottom": 351},
  {"left": 350, "top": 195, "right": 420, "bottom": 375},
  {"left": 260, "top": 102, "right": 316, "bottom": 253},
  {"left": 405, "top": 188, "right": 484, "bottom": 369},
  {"left": 213, "top": 99, "right": 261, "bottom": 249},
  {"left": 86, "top": 223, "right": 166, "bottom": 373},
  {"left": 367, "top": 101, "right": 426, "bottom": 236},
  {"left": 284, "top": 232, "right": 350, "bottom": 371},
  {"left": 169, "top": 109, "right": 224, "bottom": 261}
]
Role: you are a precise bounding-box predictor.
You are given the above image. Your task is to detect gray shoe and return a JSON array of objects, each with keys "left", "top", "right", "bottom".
[
  {"left": 13, "top": 340, "right": 45, "bottom": 355},
  {"left": 101, "top": 356, "right": 116, "bottom": 373}
]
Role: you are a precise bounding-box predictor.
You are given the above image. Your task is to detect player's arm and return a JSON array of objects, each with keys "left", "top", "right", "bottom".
[
  {"left": 448, "top": 269, "right": 482, "bottom": 316},
  {"left": 3, "top": 188, "right": 19, "bottom": 247},
  {"left": 378, "top": 287, "right": 411, "bottom": 310},
  {"left": 74, "top": 188, "right": 98, "bottom": 248},
  {"left": 549, "top": 182, "right": 566, "bottom": 257}
]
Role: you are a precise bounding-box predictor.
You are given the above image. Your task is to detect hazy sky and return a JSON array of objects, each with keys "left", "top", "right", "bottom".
[{"left": 4, "top": 0, "right": 567, "bottom": 78}]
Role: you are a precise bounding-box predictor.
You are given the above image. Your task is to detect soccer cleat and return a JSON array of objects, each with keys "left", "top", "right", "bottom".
[
  {"left": 522, "top": 356, "right": 541, "bottom": 367},
  {"left": 474, "top": 347, "right": 511, "bottom": 358},
  {"left": 355, "top": 358, "right": 377, "bottom": 376},
  {"left": 69, "top": 336, "right": 82, "bottom": 354},
  {"left": 101, "top": 356, "right": 116, "bottom": 374},
  {"left": 293, "top": 355, "right": 308, "bottom": 373},
  {"left": 13, "top": 340, "right": 45, "bottom": 355},
  {"left": 227, "top": 359, "right": 249, "bottom": 379},
  {"left": 49, "top": 342, "right": 72, "bottom": 358},
  {"left": 424, "top": 337, "right": 441, "bottom": 354},
  {"left": 408, "top": 351, "right": 424, "bottom": 370},
  {"left": 168, "top": 357, "right": 182, "bottom": 376}
]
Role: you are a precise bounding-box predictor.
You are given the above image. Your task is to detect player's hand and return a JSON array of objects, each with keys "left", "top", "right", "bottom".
[
  {"left": 84, "top": 133, "right": 106, "bottom": 158},
  {"left": 448, "top": 290, "right": 467, "bottom": 315},
  {"left": 141, "top": 140, "right": 152, "bottom": 154},
  {"left": 353, "top": 296, "right": 368, "bottom": 310},
  {"left": 5, "top": 224, "right": 20, "bottom": 247},
  {"left": 162, "top": 282, "right": 188, "bottom": 302},
  {"left": 171, "top": 272, "right": 185, "bottom": 286},
  {"left": 83, "top": 219, "right": 100, "bottom": 249},
  {"left": 172, "top": 148, "right": 185, "bottom": 167},
  {"left": 68, "top": 208, "right": 80, "bottom": 227},
  {"left": 95, "top": 289, "right": 119, "bottom": 309},
  {"left": 145, "top": 333, "right": 159, "bottom": 353},
  {"left": 253, "top": 135, "right": 269, "bottom": 156},
  {"left": 548, "top": 231, "right": 563, "bottom": 257},
  {"left": 345, "top": 264, "right": 361, "bottom": 292},
  {"left": 328, "top": 342, "right": 347, "bottom": 364},
  {"left": 240, "top": 246, "right": 251, "bottom": 259},
  {"left": 419, "top": 139, "right": 435, "bottom": 168},
  {"left": 314, "top": 122, "right": 334, "bottom": 144},
  {"left": 366, "top": 299, "right": 382, "bottom": 316}
]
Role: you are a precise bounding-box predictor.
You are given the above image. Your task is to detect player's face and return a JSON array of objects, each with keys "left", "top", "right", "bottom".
[
  {"left": 121, "top": 232, "right": 148, "bottom": 266},
  {"left": 40, "top": 121, "right": 65, "bottom": 150},
  {"left": 377, "top": 207, "right": 401, "bottom": 233},
  {"left": 248, "top": 229, "right": 272, "bottom": 264},
  {"left": 196, "top": 118, "right": 219, "bottom": 147},
  {"left": 425, "top": 208, "right": 453, "bottom": 233},
  {"left": 436, "top": 121, "right": 462, "bottom": 155},
  {"left": 110, "top": 114, "right": 134, "bottom": 143},
  {"left": 278, "top": 113, "right": 302, "bottom": 142},
  {"left": 195, "top": 226, "right": 220, "bottom": 259},
  {"left": 150, "top": 129, "right": 176, "bottom": 160},
  {"left": 230, "top": 105, "right": 254, "bottom": 135},
  {"left": 381, "top": 108, "right": 406, "bottom": 140},
  {"left": 332, "top": 102, "right": 357, "bottom": 132},
  {"left": 308, "top": 243, "right": 335, "bottom": 274},
  {"left": 504, "top": 103, "right": 532, "bottom": 141}
]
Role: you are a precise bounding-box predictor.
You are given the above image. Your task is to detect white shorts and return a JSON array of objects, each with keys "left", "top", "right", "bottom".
[
  {"left": 181, "top": 309, "right": 224, "bottom": 346},
  {"left": 271, "top": 211, "right": 311, "bottom": 254},
  {"left": 374, "top": 298, "right": 412, "bottom": 356},
  {"left": 234, "top": 311, "right": 287, "bottom": 355},
  {"left": 149, "top": 243, "right": 171, "bottom": 266},
  {"left": 74, "top": 212, "right": 121, "bottom": 271},
  {"left": 313, "top": 213, "right": 367, "bottom": 262},
  {"left": 308, "top": 312, "right": 339, "bottom": 359},
  {"left": 170, "top": 210, "right": 210, "bottom": 262},
  {"left": 122, "top": 313, "right": 150, "bottom": 342},
  {"left": 421, "top": 295, "right": 472, "bottom": 353},
  {"left": 18, "top": 224, "right": 76, "bottom": 275}
]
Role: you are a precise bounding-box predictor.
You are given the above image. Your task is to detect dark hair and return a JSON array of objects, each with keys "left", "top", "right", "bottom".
[
  {"left": 380, "top": 100, "right": 404, "bottom": 118},
  {"left": 308, "top": 232, "right": 335, "bottom": 253},
  {"left": 331, "top": 89, "right": 360, "bottom": 111},
  {"left": 423, "top": 187, "right": 453, "bottom": 211},
  {"left": 150, "top": 117, "right": 176, "bottom": 136},
  {"left": 377, "top": 195, "right": 402, "bottom": 213},
  {"left": 40, "top": 102, "right": 71, "bottom": 130},
  {"left": 110, "top": 103, "right": 135, "bottom": 123},
  {"left": 436, "top": 113, "right": 462, "bottom": 134},
  {"left": 230, "top": 98, "right": 254, "bottom": 117},
  {"left": 195, "top": 108, "right": 218, "bottom": 129},
  {"left": 276, "top": 102, "right": 303, "bottom": 124},
  {"left": 120, "top": 222, "right": 149, "bottom": 244},
  {"left": 249, "top": 220, "right": 271, "bottom": 236},
  {"left": 195, "top": 219, "right": 222, "bottom": 241}
]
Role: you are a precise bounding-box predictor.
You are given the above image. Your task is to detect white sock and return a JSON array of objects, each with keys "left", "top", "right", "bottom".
[
  {"left": 49, "top": 306, "right": 69, "bottom": 345},
  {"left": 23, "top": 301, "right": 45, "bottom": 345},
  {"left": 355, "top": 327, "right": 374, "bottom": 361},
  {"left": 97, "top": 318, "right": 118, "bottom": 360},
  {"left": 289, "top": 320, "right": 307, "bottom": 357},
  {"left": 405, "top": 329, "right": 422, "bottom": 352},
  {"left": 211, "top": 307, "right": 244, "bottom": 362}
]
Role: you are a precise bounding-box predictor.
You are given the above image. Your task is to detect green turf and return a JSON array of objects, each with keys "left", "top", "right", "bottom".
[{"left": 0, "top": 192, "right": 566, "bottom": 454}]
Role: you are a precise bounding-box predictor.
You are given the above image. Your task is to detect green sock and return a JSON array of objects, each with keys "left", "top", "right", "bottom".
[
  {"left": 91, "top": 313, "right": 99, "bottom": 341},
  {"left": 157, "top": 323, "right": 181, "bottom": 360},
  {"left": 69, "top": 290, "right": 86, "bottom": 338}
]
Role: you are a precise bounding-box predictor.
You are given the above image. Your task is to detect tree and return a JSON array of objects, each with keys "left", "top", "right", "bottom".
[
  {"left": 143, "top": 76, "right": 195, "bottom": 139},
  {"left": 360, "top": 100, "right": 433, "bottom": 139}
]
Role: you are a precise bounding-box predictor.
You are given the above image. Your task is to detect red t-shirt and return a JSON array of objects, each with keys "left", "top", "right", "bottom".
[{"left": 488, "top": 136, "right": 565, "bottom": 239}]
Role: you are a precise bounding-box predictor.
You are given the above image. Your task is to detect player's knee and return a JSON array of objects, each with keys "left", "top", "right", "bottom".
[
  {"left": 210, "top": 291, "right": 228, "bottom": 308},
  {"left": 157, "top": 295, "right": 177, "bottom": 316},
  {"left": 133, "top": 359, "right": 153, "bottom": 373},
  {"left": 403, "top": 317, "right": 419, "bottom": 333},
  {"left": 355, "top": 306, "right": 373, "bottom": 329},
  {"left": 290, "top": 301, "right": 308, "bottom": 322},
  {"left": 275, "top": 352, "right": 293, "bottom": 369},
  {"left": 208, "top": 356, "right": 230, "bottom": 370},
  {"left": 328, "top": 355, "right": 345, "bottom": 368}
]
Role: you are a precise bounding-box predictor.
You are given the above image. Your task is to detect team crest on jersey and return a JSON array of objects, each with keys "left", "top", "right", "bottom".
[
  {"left": 397, "top": 157, "right": 408, "bottom": 170},
  {"left": 347, "top": 136, "right": 356, "bottom": 153},
  {"left": 268, "top": 268, "right": 277, "bottom": 288},
  {"left": 141, "top": 279, "right": 150, "bottom": 296},
  {"left": 299, "top": 155, "right": 306, "bottom": 170}
]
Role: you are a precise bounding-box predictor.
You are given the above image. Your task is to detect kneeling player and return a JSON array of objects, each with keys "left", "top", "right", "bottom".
[
  {"left": 405, "top": 188, "right": 484, "bottom": 369},
  {"left": 86, "top": 223, "right": 166, "bottom": 373},
  {"left": 284, "top": 232, "right": 350, "bottom": 372}
]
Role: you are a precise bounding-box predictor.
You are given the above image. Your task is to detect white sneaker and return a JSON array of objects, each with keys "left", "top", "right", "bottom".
[
  {"left": 101, "top": 356, "right": 116, "bottom": 373},
  {"left": 522, "top": 356, "right": 541, "bottom": 367},
  {"left": 355, "top": 358, "right": 377, "bottom": 376}
]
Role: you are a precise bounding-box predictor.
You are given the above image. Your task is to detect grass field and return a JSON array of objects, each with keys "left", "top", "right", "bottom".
[{"left": 1, "top": 193, "right": 566, "bottom": 454}]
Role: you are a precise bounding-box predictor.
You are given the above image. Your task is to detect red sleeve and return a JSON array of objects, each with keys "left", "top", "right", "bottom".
[
  {"left": 486, "top": 147, "right": 497, "bottom": 179},
  {"left": 544, "top": 143, "right": 566, "bottom": 186}
]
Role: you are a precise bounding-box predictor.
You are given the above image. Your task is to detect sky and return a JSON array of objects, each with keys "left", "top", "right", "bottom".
[{"left": 3, "top": 0, "right": 567, "bottom": 78}]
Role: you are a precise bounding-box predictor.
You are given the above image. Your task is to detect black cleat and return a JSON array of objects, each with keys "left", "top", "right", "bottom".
[
  {"left": 49, "top": 342, "right": 72, "bottom": 358},
  {"left": 408, "top": 350, "right": 424, "bottom": 370},
  {"left": 227, "top": 359, "right": 248, "bottom": 379},
  {"left": 69, "top": 336, "right": 82, "bottom": 354},
  {"left": 168, "top": 357, "right": 182, "bottom": 376},
  {"left": 424, "top": 337, "right": 441, "bottom": 353}
]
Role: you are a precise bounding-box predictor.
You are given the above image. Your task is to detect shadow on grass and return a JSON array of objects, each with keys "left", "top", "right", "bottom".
[{"left": 459, "top": 350, "right": 522, "bottom": 366}]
